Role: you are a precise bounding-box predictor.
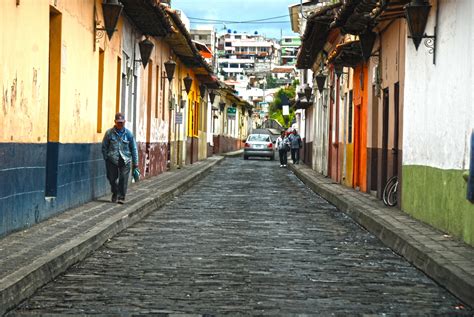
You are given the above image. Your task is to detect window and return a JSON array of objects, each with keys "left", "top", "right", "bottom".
[
  {"left": 248, "top": 134, "right": 270, "bottom": 142},
  {"left": 225, "top": 42, "right": 232, "bottom": 47},
  {"left": 235, "top": 35, "right": 241, "bottom": 39}
]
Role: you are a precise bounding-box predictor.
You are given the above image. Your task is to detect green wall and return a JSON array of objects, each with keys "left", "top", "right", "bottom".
[{"left": 402, "top": 165, "right": 474, "bottom": 246}]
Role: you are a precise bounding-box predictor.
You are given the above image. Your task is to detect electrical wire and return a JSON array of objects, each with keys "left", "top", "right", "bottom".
[
  {"left": 190, "top": 21, "right": 290, "bottom": 25},
  {"left": 188, "top": 14, "right": 290, "bottom": 24}
]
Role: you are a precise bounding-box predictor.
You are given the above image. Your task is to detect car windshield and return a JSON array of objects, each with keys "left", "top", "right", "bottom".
[{"left": 248, "top": 134, "right": 270, "bottom": 142}]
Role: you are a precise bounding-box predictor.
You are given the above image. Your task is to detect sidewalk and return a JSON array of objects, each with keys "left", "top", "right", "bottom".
[
  {"left": 289, "top": 162, "right": 474, "bottom": 308},
  {"left": 0, "top": 156, "right": 223, "bottom": 315}
]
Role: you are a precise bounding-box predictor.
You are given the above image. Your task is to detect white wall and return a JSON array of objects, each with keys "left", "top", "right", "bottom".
[{"left": 403, "top": 0, "right": 473, "bottom": 170}]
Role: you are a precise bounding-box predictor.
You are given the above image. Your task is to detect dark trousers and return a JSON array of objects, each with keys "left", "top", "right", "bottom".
[
  {"left": 106, "top": 158, "right": 130, "bottom": 198},
  {"left": 291, "top": 148, "right": 300, "bottom": 164},
  {"left": 279, "top": 149, "right": 288, "bottom": 165}
]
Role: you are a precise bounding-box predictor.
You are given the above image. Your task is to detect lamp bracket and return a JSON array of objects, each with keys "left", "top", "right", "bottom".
[
  {"left": 93, "top": 4, "right": 118, "bottom": 51},
  {"left": 408, "top": 34, "right": 436, "bottom": 63}
]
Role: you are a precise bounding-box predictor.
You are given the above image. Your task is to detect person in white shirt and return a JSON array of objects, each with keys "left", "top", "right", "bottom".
[{"left": 275, "top": 131, "right": 290, "bottom": 167}]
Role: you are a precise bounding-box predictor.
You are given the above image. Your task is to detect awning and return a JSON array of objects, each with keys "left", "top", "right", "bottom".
[
  {"left": 327, "top": 40, "right": 363, "bottom": 68},
  {"left": 296, "top": 2, "right": 342, "bottom": 69},
  {"left": 163, "top": 6, "right": 214, "bottom": 76},
  {"left": 121, "top": 0, "right": 172, "bottom": 37},
  {"left": 331, "top": 0, "right": 412, "bottom": 35}
]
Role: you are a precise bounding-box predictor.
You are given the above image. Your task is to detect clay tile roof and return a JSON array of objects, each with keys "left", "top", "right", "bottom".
[
  {"left": 271, "top": 67, "right": 294, "bottom": 74},
  {"left": 296, "top": 2, "right": 342, "bottom": 69},
  {"left": 327, "top": 40, "right": 363, "bottom": 68},
  {"left": 331, "top": 0, "right": 412, "bottom": 35},
  {"left": 120, "top": 0, "right": 173, "bottom": 37}
]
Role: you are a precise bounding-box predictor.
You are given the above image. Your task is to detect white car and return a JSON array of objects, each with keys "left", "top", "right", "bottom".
[{"left": 243, "top": 134, "right": 275, "bottom": 160}]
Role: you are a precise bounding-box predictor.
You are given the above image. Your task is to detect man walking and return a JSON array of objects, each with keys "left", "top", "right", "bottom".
[
  {"left": 102, "top": 113, "right": 139, "bottom": 204},
  {"left": 288, "top": 130, "right": 302, "bottom": 164}
]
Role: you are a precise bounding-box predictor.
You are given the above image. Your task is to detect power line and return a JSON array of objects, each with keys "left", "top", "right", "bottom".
[
  {"left": 190, "top": 21, "right": 290, "bottom": 25},
  {"left": 188, "top": 14, "right": 289, "bottom": 24}
]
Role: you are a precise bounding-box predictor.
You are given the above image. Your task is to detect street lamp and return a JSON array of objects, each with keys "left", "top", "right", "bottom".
[
  {"left": 164, "top": 59, "right": 176, "bottom": 82},
  {"left": 138, "top": 38, "right": 154, "bottom": 68},
  {"left": 405, "top": 0, "right": 437, "bottom": 64},
  {"left": 405, "top": 0, "right": 433, "bottom": 50},
  {"left": 101, "top": 0, "right": 123, "bottom": 40},
  {"left": 209, "top": 90, "right": 217, "bottom": 105},
  {"left": 297, "top": 91, "right": 305, "bottom": 101},
  {"left": 359, "top": 31, "right": 376, "bottom": 61},
  {"left": 94, "top": 0, "right": 123, "bottom": 50},
  {"left": 219, "top": 102, "right": 226, "bottom": 112},
  {"left": 183, "top": 75, "right": 193, "bottom": 94},
  {"left": 315, "top": 72, "right": 326, "bottom": 94},
  {"left": 199, "top": 84, "right": 207, "bottom": 100},
  {"left": 304, "top": 84, "right": 313, "bottom": 101}
]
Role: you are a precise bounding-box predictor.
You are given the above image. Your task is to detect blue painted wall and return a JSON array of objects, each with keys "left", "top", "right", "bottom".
[{"left": 0, "top": 143, "right": 107, "bottom": 237}]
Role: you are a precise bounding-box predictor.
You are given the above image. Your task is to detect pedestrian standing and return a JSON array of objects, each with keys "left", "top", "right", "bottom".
[
  {"left": 101, "top": 113, "right": 139, "bottom": 204},
  {"left": 288, "top": 129, "right": 302, "bottom": 164},
  {"left": 276, "top": 131, "right": 290, "bottom": 167}
]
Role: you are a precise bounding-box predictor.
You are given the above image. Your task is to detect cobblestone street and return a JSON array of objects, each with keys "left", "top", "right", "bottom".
[{"left": 10, "top": 157, "right": 471, "bottom": 315}]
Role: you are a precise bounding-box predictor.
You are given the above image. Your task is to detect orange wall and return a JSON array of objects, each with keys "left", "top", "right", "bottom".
[{"left": 353, "top": 64, "right": 369, "bottom": 192}]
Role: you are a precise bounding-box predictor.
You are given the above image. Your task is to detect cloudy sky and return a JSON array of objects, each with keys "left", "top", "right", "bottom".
[{"left": 172, "top": 0, "right": 299, "bottom": 39}]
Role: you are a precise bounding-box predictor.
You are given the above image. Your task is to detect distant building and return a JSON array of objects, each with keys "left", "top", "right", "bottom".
[
  {"left": 217, "top": 32, "right": 277, "bottom": 80},
  {"left": 271, "top": 66, "right": 298, "bottom": 86},
  {"left": 191, "top": 27, "right": 218, "bottom": 70},
  {"left": 280, "top": 36, "right": 301, "bottom": 65}
]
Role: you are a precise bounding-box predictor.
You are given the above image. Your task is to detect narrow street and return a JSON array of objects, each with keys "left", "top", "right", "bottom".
[{"left": 11, "top": 157, "right": 468, "bottom": 315}]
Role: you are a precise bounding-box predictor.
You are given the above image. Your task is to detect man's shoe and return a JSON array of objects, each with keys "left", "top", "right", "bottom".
[
  {"left": 280, "top": 165, "right": 283, "bottom": 168},
  {"left": 117, "top": 197, "right": 125, "bottom": 204},
  {"left": 111, "top": 194, "right": 118, "bottom": 203}
]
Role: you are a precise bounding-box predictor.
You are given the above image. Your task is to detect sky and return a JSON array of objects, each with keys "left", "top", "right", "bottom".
[{"left": 171, "top": 0, "right": 300, "bottom": 39}]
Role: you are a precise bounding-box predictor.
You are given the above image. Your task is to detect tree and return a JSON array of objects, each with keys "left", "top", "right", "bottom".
[
  {"left": 265, "top": 74, "right": 279, "bottom": 89},
  {"left": 269, "top": 85, "right": 296, "bottom": 128}
]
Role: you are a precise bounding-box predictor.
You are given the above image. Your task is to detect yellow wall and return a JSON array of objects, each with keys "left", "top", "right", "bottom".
[
  {"left": 344, "top": 143, "right": 354, "bottom": 187},
  {"left": 0, "top": 0, "right": 123, "bottom": 144},
  {"left": 55, "top": 0, "right": 122, "bottom": 143},
  {"left": 1, "top": 0, "right": 49, "bottom": 143}
]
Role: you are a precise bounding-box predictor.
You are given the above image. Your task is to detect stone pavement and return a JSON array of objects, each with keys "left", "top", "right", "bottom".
[
  {"left": 8, "top": 157, "right": 472, "bottom": 315},
  {"left": 289, "top": 162, "right": 474, "bottom": 308},
  {"left": 0, "top": 156, "right": 223, "bottom": 315}
]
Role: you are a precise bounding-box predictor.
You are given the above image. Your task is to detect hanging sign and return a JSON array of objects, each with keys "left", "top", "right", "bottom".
[
  {"left": 227, "top": 107, "right": 236, "bottom": 119},
  {"left": 175, "top": 112, "right": 183, "bottom": 124}
]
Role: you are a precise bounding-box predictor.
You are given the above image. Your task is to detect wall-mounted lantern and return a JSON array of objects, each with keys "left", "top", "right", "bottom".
[
  {"left": 209, "top": 90, "right": 217, "bottom": 105},
  {"left": 315, "top": 72, "right": 326, "bottom": 94},
  {"left": 138, "top": 38, "right": 154, "bottom": 68},
  {"left": 359, "top": 31, "right": 376, "bottom": 61},
  {"left": 297, "top": 91, "right": 305, "bottom": 101},
  {"left": 164, "top": 59, "right": 176, "bottom": 82},
  {"left": 405, "top": 0, "right": 437, "bottom": 63},
  {"left": 95, "top": 0, "right": 123, "bottom": 41},
  {"left": 304, "top": 84, "right": 313, "bottom": 101},
  {"left": 219, "top": 102, "right": 226, "bottom": 112},
  {"left": 199, "top": 84, "right": 207, "bottom": 99},
  {"left": 183, "top": 75, "right": 193, "bottom": 94}
]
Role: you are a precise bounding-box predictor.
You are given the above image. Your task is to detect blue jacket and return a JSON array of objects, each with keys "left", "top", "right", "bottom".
[
  {"left": 102, "top": 127, "right": 138, "bottom": 166},
  {"left": 288, "top": 133, "right": 302, "bottom": 149}
]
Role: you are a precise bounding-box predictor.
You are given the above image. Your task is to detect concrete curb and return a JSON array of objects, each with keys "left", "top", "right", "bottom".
[
  {"left": 0, "top": 157, "right": 223, "bottom": 315},
  {"left": 289, "top": 163, "right": 474, "bottom": 308}
]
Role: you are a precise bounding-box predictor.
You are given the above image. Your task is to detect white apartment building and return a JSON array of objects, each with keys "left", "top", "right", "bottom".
[{"left": 217, "top": 32, "right": 277, "bottom": 79}]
